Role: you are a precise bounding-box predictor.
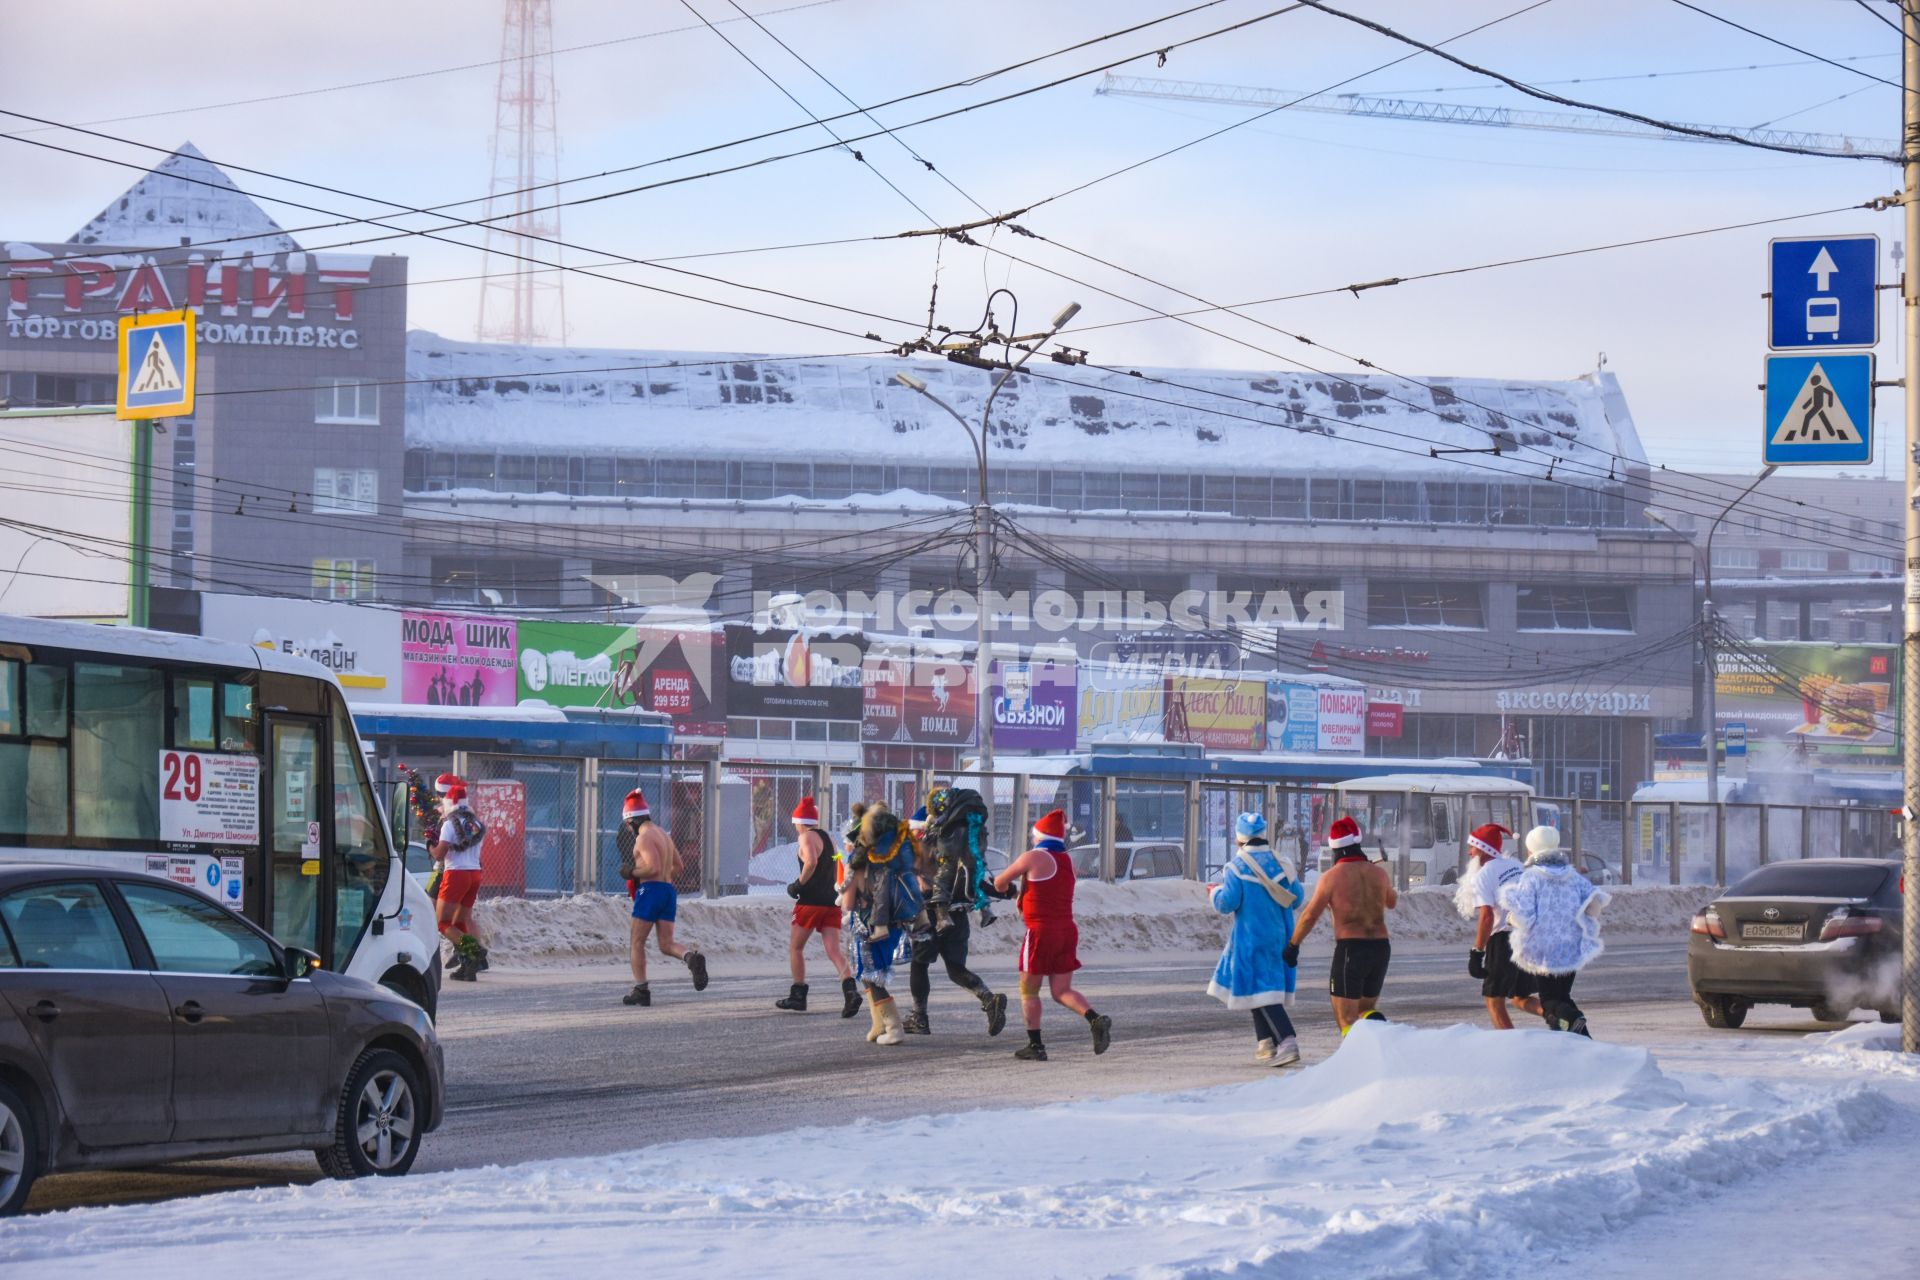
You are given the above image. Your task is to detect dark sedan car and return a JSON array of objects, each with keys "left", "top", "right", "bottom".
[
  {"left": 0, "top": 865, "right": 444, "bottom": 1214},
  {"left": 1688, "top": 858, "right": 1904, "bottom": 1029}
]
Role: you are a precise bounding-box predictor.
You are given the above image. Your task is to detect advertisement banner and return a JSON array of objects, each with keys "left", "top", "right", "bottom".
[
  {"left": 861, "top": 654, "right": 907, "bottom": 743},
  {"left": 725, "top": 623, "right": 867, "bottom": 721},
  {"left": 516, "top": 622, "right": 726, "bottom": 737},
  {"left": 863, "top": 651, "right": 976, "bottom": 745},
  {"left": 200, "top": 593, "right": 401, "bottom": 702},
  {"left": 157, "top": 750, "right": 260, "bottom": 846},
  {"left": 1267, "top": 677, "right": 1367, "bottom": 754},
  {"left": 1714, "top": 642, "right": 1899, "bottom": 757},
  {"left": 1164, "top": 676, "right": 1265, "bottom": 751},
  {"left": 1077, "top": 665, "right": 1164, "bottom": 745},
  {"left": 991, "top": 659, "right": 1078, "bottom": 752},
  {"left": 1366, "top": 702, "right": 1405, "bottom": 740},
  {"left": 401, "top": 612, "right": 517, "bottom": 708}
]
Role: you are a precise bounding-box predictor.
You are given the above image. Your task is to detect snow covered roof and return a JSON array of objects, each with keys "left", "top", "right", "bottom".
[
  {"left": 406, "top": 331, "right": 1642, "bottom": 480},
  {"left": 69, "top": 142, "right": 300, "bottom": 254}
]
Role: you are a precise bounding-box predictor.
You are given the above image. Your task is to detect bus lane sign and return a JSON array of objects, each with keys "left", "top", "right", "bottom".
[{"left": 158, "top": 750, "right": 261, "bottom": 845}]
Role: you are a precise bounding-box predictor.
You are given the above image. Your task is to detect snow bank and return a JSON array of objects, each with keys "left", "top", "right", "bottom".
[
  {"left": 472, "top": 882, "right": 1713, "bottom": 966},
  {"left": 6, "top": 1023, "right": 1882, "bottom": 1280},
  {"left": 1805, "top": 1020, "right": 1920, "bottom": 1079}
]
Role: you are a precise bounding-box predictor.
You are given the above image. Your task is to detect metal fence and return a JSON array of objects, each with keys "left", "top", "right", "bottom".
[{"left": 447, "top": 754, "right": 1898, "bottom": 898}]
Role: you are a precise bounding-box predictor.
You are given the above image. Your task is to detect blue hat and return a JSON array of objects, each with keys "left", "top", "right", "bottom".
[
  {"left": 1235, "top": 812, "right": 1267, "bottom": 841},
  {"left": 909, "top": 805, "right": 928, "bottom": 832}
]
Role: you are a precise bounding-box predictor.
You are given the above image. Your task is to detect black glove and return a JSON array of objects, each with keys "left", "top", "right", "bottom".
[
  {"left": 785, "top": 880, "right": 802, "bottom": 900},
  {"left": 1468, "top": 948, "right": 1487, "bottom": 979},
  {"left": 1281, "top": 941, "right": 1300, "bottom": 968}
]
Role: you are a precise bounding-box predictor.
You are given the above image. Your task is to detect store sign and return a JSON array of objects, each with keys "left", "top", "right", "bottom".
[
  {"left": 1715, "top": 642, "right": 1898, "bottom": 758},
  {"left": 725, "top": 623, "right": 865, "bottom": 722},
  {"left": 1267, "top": 679, "right": 1367, "bottom": 754},
  {"left": 199, "top": 594, "right": 400, "bottom": 701},
  {"left": 158, "top": 750, "right": 260, "bottom": 846},
  {"left": 1308, "top": 639, "right": 1431, "bottom": 667},
  {"left": 991, "top": 659, "right": 1077, "bottom": 752},
  {"left": 517, "top": 621, "right": 726, "bottom": 737},
  {"left": 1164, "top": 675, "right": 1265, "bottom": 751},
  {"left": 402, "top": 612, "right": 517, "bottom": 708},
  {"left": 1494, "top": 690, "right": 1653, "bottom": 715},
  {"left": 1078, "top": 665, "right": 1164, "bottom": 745},
  {"left": 1366, "top": 702, "right": 1405, "bottom": 739},
  {"left": 4, "top": 245, "right": 372, "bottom": 348}
]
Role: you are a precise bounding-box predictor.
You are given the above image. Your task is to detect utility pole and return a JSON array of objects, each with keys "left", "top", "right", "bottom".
[{"left": 1902, "top": 0, "right": 1920, "bottom": 1055}]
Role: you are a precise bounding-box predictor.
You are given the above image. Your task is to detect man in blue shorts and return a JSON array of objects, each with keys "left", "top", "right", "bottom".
[{"left": 619, "top": 788, "right": 710, "bottom": 1006}]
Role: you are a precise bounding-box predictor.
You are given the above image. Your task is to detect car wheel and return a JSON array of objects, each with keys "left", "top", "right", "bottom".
[
  {"left": 315, "top": 1048, "right": 423, "bottom": 1179},
  {"left": 1698, "top": 994, "right": 1748, "bottom": 1030},
  {"left": 1810, "top": 1002, "right": 1846, "bottom": 1024},
  {"left": 0, "top": 1080, "right": 40, "bottom": 1216}
]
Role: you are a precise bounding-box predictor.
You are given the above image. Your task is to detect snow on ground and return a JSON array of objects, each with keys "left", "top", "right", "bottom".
[
  {"left": 473, "top": 881, "right": 1712, "bottom": 966},
  {"left": 1804, "top": 1020, "right": 1920, "bottom": 1079},
  {"left": 3, "top": 1021, "right": 1887, "bottom": 1280}
]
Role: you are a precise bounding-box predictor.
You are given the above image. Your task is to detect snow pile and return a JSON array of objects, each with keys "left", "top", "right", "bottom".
[
  {"left": 5, "top": 1023, "right": 1882, "bottom": 1280},
  {"left": 472, "top": 882, "right": 1711, "bottom": 966},
  {"left": 1805, "top": 1020, "right": 1920, "bottom": 1079}
]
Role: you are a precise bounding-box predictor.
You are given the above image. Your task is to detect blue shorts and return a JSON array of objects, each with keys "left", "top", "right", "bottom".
[{"left": 631, "top": 881, "right": 678, "bottom": 924}]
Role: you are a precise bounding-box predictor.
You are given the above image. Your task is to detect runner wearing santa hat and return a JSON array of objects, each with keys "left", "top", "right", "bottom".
[
  {"left": 989, "top": 809, "right": 1112, "bottom": 1061},
  {"left": 1453, "top": 823, "right": 1544, "bottom": 1030},
  {"left": 776, "top": 796, "right": 860, "bottom": 1018},
  {"left": 1284, "top": 815, "right": 1396, "bottom": 1033},
  {"left": 616, "top": 788, "right": 709, "bottom": 1007},
  {"left": 429, "top": 774, "right": 488, "bottom": 981}
]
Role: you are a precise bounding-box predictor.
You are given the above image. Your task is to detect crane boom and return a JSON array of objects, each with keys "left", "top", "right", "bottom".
[{"left": 1095, "top": 74, "right": 1896, "bottom": 159}]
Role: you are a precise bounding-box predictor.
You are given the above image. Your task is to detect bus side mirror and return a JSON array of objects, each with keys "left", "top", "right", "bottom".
[{"left": 389, "top": 780, "right": 411, "bottom": 853}]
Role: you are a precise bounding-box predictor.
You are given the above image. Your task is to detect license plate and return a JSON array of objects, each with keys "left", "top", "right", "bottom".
[{"left": 1741, "top": 922, "right": 1803, "bottom": 941}]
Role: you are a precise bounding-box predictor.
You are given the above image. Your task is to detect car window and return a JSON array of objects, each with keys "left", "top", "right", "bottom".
[
  {"left": 119, "top": 882, "right": 280, "bottom": 977},
  {"left": 0, "top": 881, "right": 132, "bottom": 970},
  {"left": 1726, "top": 863, "right": 1891, "bottom": 900},
  {"left": 1071, "top": 846, "right": 1100, "bottom": 876},
  {"left": 1154, "top": 848, "right": 1184, "bottom": 877},
  {"left": 0, "top": 917, "right": 17, "bottom": 968}
]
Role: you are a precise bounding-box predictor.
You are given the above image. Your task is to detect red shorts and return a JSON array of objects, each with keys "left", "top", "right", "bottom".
[
  {"left": 793, "top": 904, "right": 843, "bottom": 931},
  {"left": 437, "top": 868, "right": 482, "bottom": 912},
  {"left": 1018, "top": 921, "right": 1081, "bottom": 975}
]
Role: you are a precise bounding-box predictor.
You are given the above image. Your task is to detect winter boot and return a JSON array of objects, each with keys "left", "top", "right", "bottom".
[
  {"left": 865, "top": 996, "right": 885, "bottom": 1043},
  {"left": 980, "top": 990, "right": 1008, "bottom": 1038},
  {"left": 1087, "top": 1012, "right": 1113, "bottom": 1056},
  {"left": 449, "top": 954, "right": 478, "bottom": 982},
  {"left": 444, "top": 946, "right": 461, "bottom": 971},
  {"left": 451, "top": 935, "right": 482, "bottom": 982},
  {"left": 622, "top": 982, "right": 651, "bottom": 1007},
  {"left": 902, "top": 1005, "right": 931, "bottom": 1035},
  {"left": 840, "top": 976, "right": 862, "bottom": 1019},
  {"left": 475, "top": 943, "right": 490, "bottom": 973},
  {"left": 684, "top": 950, "right": 709, "bottom": 992},
  {"left": 1255, "top": 1037, "right": 1277, "bottom": 1064},
  {"left": 1271, "top": 1036, "right": 1301, "bottom": 1067},
  {"left": 1565, "top": 1015, "right": 1591, "bottom": 1038},
  {"left": 874, "top": 998, "right": 906, "bottom": 1046},
  {"left": 775, "top": 983, "right": 808, "bottom": 1012},
  {"left": 1015, "top": 1040, "right": 1049, "bottom": 1062}
]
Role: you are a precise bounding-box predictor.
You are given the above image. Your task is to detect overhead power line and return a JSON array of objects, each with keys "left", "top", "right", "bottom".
[{"left": 1668, "top": 0, "right": 1913, "bottom": 91}]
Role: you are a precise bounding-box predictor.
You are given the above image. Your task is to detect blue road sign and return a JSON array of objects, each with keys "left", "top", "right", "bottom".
[
  {"left": 1763, "top": 352, "right": 1873, "bottom": 465},
  {"left": 1724, "top": 722, "right": 1748, "bottom": 758},
  {"left": 1769, "top": 234, "right": 1878, "bottom": 350}
]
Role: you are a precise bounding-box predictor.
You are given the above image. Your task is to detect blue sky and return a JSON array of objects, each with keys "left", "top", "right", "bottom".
[{"left": 2, "top": 0, "right": 1909, "bottom": 473}]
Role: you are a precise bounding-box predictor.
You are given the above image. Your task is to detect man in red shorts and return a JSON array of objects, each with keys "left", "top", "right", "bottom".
[
  {"left": 989, "top": 808, "right": 1112, "bottom": 1061},
  {"left": 429, "top": 774, "right": 487, "bottom": 982},
  {"left": 776, "top": 796, "right": 861, "bottom": 1018}
]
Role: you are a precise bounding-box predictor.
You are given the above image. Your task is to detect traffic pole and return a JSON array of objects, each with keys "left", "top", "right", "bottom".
[{"left": 1902, "top": 0, "right": 1920, "bottom": 1055}]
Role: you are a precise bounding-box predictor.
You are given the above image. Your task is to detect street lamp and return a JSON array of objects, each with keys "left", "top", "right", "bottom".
[
  {"left": 892, "top": 300, "right": 1083, "bottom": 773},
  {"left": 1646, "top": 464, "right": 1776, "bottom": 804}
]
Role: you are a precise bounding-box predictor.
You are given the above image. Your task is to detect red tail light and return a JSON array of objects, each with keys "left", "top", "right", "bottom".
[
  {"left": 1819, "top": 909, "right": 1884, "bottom": 942},
  {"left": 1691, "top": 908, "right": 1725, "bottom": 940}
]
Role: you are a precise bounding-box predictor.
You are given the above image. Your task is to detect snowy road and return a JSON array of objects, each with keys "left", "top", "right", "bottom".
[{"left": 24, "top": 935, "right": 1742, "bottom": 1213}]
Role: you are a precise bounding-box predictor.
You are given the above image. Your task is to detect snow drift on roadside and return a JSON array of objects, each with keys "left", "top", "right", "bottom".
[
  {"left": 5, "top": 1023, "right": 1883, "bottom": 1280},
  {"left": 472, "top": 882, "right": 1714, "bottom": 966},
  {"left": 1805, "top": 1020, "right": 1920, "bottom": 1079}
]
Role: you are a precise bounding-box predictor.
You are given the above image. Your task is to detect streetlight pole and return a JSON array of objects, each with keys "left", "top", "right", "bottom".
[
  {"left": 1646, "top": 464, "right": 1773, "bottom": 806},
  {"left": 893, "top": 301, "right": 1080, "bottom": 775}
]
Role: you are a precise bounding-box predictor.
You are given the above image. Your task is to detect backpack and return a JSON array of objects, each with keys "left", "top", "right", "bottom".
[
  {"left": 444, "top": 807, "right": 486, "bottom": 853},
  {"left": 932, "top": 788, "right": 990, "bottom": 905}
]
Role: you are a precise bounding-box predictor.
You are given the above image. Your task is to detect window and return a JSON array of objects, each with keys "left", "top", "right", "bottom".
[
  {"left": 1711, "top": 547, "right": 1758, "bottom": 573},
  {"left": 312, "top": 558, "right": 376, "bottom": 601},
  {"left": 314, "top": 377, "right": 379, "bottom": 424},
  {"left": 3, "top": 371, "right": 116, "bottom": 408},
  {"left": 331, "top": 693, "right": 390, "bottom": 956},
  {"left": 72, "top": 663, "right": 162, "bottom": 842},
  {"left": 1515, "top": 585, "right": 1633, "bottom": 632},
  {"left": 120, "top": 882, "right": 277, "bottom": 976},
  {"left": 172, "top": 676, "right": 254, "bottom": 753},
  {"left": 0, "top": 661, "right": 69, "bottom": 841},
  {"left": 1368, "top": 581, "right": 1485, "bottom": 629},
  {"left": 0, "top": 882, "right": 132, "bottom": 970},
  {"left": 314, "top": 467, "right": 378, "bottom": 514},
  {"left": 1780, "top": 549, "right": 1828, "bottom": 573},
  {"left": 1850, "top": 553, "right": 1897, "bottom": 574}
]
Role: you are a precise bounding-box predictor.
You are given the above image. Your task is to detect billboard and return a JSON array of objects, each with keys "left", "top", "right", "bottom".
[
  {"left": 1267, "top": 677, "right": 1367, "bottom": 754},
  {"left": 201, "top": 594, "right": 401, "bottom": 702},
  {"left": 0, "top": 412, "right": 133, "bottom": 619},
  {"left": 991, "top": 658, "right": 1078, "bottom": 752},
  {"left": 401, "top": 611, "right": 516, "bottom": 708},
  {"left": 1715, "top": 642, "right": 1899, "bottom": 757},
  {"left": 516, "top": 621, "right": 726, "bottom": 737},
  {"left": 1164, "top": 675, "right": 1265, "bottom": 751},
  {"left": 724, "top": 623, "right": 866, "bottom": 721},
  {"left": 1077, "top": 665, "right": 1164, "bottom": 745},
  {"left": 862, "top": 650, "right": 977, "bottom": 746}
]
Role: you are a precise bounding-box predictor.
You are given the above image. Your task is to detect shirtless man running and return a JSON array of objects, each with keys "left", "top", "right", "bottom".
[
  {"left": 1283, "top": 816, "right": 1396, "bottom": 1032},
  {"left": 619, "top": 788, "right": 709, "bottom": 1007}
]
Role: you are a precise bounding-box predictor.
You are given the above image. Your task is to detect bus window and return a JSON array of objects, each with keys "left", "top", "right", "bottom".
[
  {"left": 221, "top": 682, "right": 255, "bottom": 751},
  {"left": 27, "top": 664, "right": 68, "bottom": 738},
  {"left": 329, "top": 693, "right": 389, "bottom": 960},
  {"left": 72, "top": 663, "right": 163, "bottom": 842},
  {"left": 269, "top": 719, "right": 322, "bottom": 955},
  {"left": 0, "top": 659, "right": 69, "bottom": 840},
  {"left": 174, "top": 678, "right": 218, "bottom": 749},
  {"left": 0, "top": 658, "right": 15, "bottom": 734}
]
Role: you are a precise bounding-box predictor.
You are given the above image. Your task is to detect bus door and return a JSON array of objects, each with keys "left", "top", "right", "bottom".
[{"left": 265, "top": 712, "right": 331, "bottom": 963}]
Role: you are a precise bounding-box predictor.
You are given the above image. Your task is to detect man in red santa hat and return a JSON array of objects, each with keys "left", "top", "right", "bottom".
[
  {"left": 776, "top": 796, "right": 861, "bottom": 1018},
  {"left": 988, "top": 809, "right": 1112, "bottom": 1062},
  {"left": 1284, "top": 815, "right": 1396, "bottom": 1033},
  {"left": 1454, "top": 823, "right": 1545, "bottom": 1030}
]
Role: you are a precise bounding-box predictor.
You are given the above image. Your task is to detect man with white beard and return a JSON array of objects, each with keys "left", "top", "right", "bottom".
[{"left": 1453, "top": 823, "right": 1544, "bottom": 1030}]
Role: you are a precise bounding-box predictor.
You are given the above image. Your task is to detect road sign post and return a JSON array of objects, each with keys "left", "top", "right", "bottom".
[
  {"left": 1762, "top": 353, "right": 1873, "bottom": 466},
  {"left": 1901, "top": 0, "right": 1920, "bottom": 1057}
]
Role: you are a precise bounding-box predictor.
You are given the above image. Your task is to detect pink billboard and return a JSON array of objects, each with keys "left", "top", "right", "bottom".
[{"left": 401, "top": 612, "right": 517, "bottom": 708}]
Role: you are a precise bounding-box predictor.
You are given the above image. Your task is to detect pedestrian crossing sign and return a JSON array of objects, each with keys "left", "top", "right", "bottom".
[
  {"left": 116, "top": 308, "right": 196, "bottom": 420},
  {"left": 1762, "top": 352, "right": 1872, "bottom": 466}
]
